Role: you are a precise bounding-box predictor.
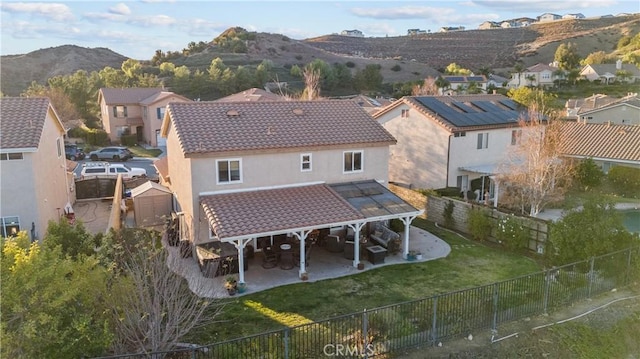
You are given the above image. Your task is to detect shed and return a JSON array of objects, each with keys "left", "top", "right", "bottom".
[{"left": 130, "top": 181, "right": 173, "bottom": 227}]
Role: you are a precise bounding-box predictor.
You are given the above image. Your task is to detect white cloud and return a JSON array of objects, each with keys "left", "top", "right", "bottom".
[
  {"left": 471, "top": 0, "right": 620, "bottom": 12},
  {"left": 359, "top": 23, "right": 399, "bottom": 37},
  {"left": 185, "top": 18, "right": 228, "bottom": 37},
  {"left": 109, "top": 3, "right": 131, "bottom": 16},
  {"left": 129, "top": 14, "right": 176, "bottom": 26},
  {"left": 350, "top": 6, "right": 456, "bottom": 20},
  {"left": 0, "top": 2, "right": 74, "bottom": 22},
  {"left": 83, "top": 12, "right": 127, "bottom": 22}
]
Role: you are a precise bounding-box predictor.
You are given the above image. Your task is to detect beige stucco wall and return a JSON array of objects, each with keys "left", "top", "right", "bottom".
[
  {"left": 100, "top": 101, "right": 143, "bottom": 143},
  {"left": 164, "top": 124, "right": 194, "bottom": 240},
  {"left": 143, "top": 97, "right": 191, "bottom": 147},
  {"left": 0, "top": 109, "right": 69, "bottom": 240},
  {"left": 580, "top": 105, "right": 640, "bottom": 125}
]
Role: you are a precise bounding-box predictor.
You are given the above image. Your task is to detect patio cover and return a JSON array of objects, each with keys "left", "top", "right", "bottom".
[{"left": 200, "top": 180, "right": 420, "bottom": 242}]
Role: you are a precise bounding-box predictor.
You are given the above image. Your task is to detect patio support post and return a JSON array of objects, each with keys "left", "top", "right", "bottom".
[
  {"left": 293, "top": 230, "right": 312, "bottom": 279},
  {"left": 232, "top": 238, "right": 253, "bottom": 284},
  {"left": 348, "top": 222, "right": 365, "bottom": 268},
  {"left": 492, "top": 178, "right": 500, "bottom": 208},
  {"left": 399, "top": 215, "right": 417, "bottom": 259}
]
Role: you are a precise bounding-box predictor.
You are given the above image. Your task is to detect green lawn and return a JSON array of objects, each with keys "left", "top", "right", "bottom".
[
  {"left": 127, "top": 146, "right": 163, "bottom": 158},
  {"left": 188, "top": 218, "right": 541, "bottom": 344}
]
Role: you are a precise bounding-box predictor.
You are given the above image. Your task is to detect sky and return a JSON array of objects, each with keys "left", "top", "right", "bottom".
[{"left": 1, "top": 1, "right": 638, "bottom": 60}]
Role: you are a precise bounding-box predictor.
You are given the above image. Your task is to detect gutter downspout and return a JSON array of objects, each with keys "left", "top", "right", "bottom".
[{"left": 445, "top": 133, "right": 452, "bottom": 188}]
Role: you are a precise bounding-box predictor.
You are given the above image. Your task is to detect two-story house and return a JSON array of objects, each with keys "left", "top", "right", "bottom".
[
  {"left": 508, "top": 63, "right": 562, "bottom": 88},
  {"left": 0, "top": 97, "right": 74, "bottom": 240},
  {"left": 159, "top": 100, "right": 421, "bottom": 283},
  {"left": 373, "top": 94, "right": 529, "bottom": 202},
  {"left": 538, "top": 13, "right": 562, "bottom": 22},
  {"left": 98, "top": 88, "right": 191, "bottom": 146},
  {"left": 440, "top": 75, "right": 488, "bottom": 95},
  {"left": 579, "top": 60, "right": 640, "bottom": 84},
  {"left": 576, "top": 93, "right": 640, "bottom": 125}
]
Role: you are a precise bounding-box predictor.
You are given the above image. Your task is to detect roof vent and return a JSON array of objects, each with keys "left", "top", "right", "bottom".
[
  {"left": 292, "top": 108, "right": 304, "bottom": 115},
  {"left": 266, "top": 126, "right": 275, "bottom": 135},
  {"left": 226, "top": 109, "right": 239, "bottom": 117}
]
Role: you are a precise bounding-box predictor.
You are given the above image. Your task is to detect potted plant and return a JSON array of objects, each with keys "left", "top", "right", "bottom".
[
  {"left": 236, "top": 281, "right": 247, "bottom": 294},
  {"left": 407, "top": 250, "right": 417, "bottom": 261},
  {"left": 224, "top": 276, "right": 237, "bottom": 296}
]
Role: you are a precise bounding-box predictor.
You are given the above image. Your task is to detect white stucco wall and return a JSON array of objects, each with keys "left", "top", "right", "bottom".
[{"left": 580, "top": 105, "right": 640, "bottom": 125}]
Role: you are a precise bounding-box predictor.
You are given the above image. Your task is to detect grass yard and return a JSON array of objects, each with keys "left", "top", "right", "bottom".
[
  {"left": 127, "top": 146, "right": 163, "bottom": 158},
  {"left": 188, "top": 218, "right": 541, "bottom": 344}
]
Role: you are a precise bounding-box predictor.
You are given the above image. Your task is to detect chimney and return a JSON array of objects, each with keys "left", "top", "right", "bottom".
[{"left": 616, "top": 59, "right": 622, "bottom": 70}]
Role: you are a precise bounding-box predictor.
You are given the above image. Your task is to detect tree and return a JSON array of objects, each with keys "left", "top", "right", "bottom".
[
  {"left": 412, "top": 76, "right": 439, "bottom": 95},
  {"left": 121, "top": 59, "right": 143, "bottom": 85},
  {"left": 574, "top": 157, "right": 604, "bottom": 189},
  {"left": 42, "top": 219, "right": 97, "bottom": 260},
  {"left": 21, "top": 82, "right": 80, "bottom": 123},
  {"left": 100, "top": 228, "right": 218, "bottom": 354},
  {"left": 301, "top": 66, "right": 322, "bottom": 100},
  {"left": 507, "top": 87, "right": 558, "bottom": 114},
  {"left": 554, "top": 42, "right": 580, "bottom": 70},
  {"left": 434, "top": 76, "right": 451, "bottom": 92},
  {"left": 99, "top": 66, "right": 129, "bottom": 88},
  {"left": 1, "top": 233, "right": 112, "bottom": 358},
  {"left": 513, "top": 63, "right": 525, "bottom": 87},
  {"left": 581, "top": 51, "right": 614, "bottom": 65},
  {"left": 159, "top": 62, "right": 176, "bottom": 76},
  {"left": 496, "top": 105, "right": 573, "bottom": 216},
  {"left": 445, "top": 62, "right": 472, "bottom": 75},
  {"left": 254, "top": 59, "right": 275, "bottom": 87},
  {"left": 545, "top": 197, "right": 638, "bottom": 265},
  {"left": 354, "top": 64, "right": 383, "bottom": 92}
]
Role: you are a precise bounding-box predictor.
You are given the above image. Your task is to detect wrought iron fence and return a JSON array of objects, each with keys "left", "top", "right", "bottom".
[{"left": 92, "top": 246, "right": 639, "bottom": 359}]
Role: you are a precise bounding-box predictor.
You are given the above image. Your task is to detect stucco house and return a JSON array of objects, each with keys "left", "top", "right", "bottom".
[
  {"left": 579, "top": 60, "right": 640, "bottom": 84},
  {"left": 558, "top": 122, "right": 640, "bottom": 173},
  {"left": 576, "top": 93, "right": 640, "bottom": 125},
  {"left": 98, "top": 88, "right": 191, "bottom": 147},
  {"left": 215, "top": 87, "right": 287, "bottom": 102},
  {"left": 508, "top": 63, "right": 562, "bottom": 88},
  {"left": 340, "top": 29, "right": 364, "bottom": 37},
  {"left": 440, "top": 75, "right": 488, "bottom": 95},
  {"left": 0, "top": 97, "right": 74, "bottom": 240},
  {"left": 373, "top": 94, "right": 530, "bottom": 203},
  {"left": 158, "top": 100, "right": 421, "bottom": 283},
  {"left": 562, "top": 13, "right": 585, "bottom": 19},
  {"left": 564, "top": 94, "right": 618, "bottom": 120},
  {"left": 538, "top": 13, "right": 562, "bottom": 22}
]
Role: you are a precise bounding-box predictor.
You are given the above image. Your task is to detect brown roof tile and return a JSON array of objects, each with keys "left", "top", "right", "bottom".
[
  {"left": 215, "top": 88, "right": 287, "bottom": 102},
  {"left": 201, "top": 184, "right": 364, "bottom": 239},
  {"left": 0, "top": 97, "right": 51, "bottom": 149},
  {"left": 559, "top": 122, "right": 640, "bottom": 162},
  {"left": 167, "top": 100, "right": 396, "bottom": 155},
  {"left": 99, "top": 88, "right": 163, "bottom": 104}
]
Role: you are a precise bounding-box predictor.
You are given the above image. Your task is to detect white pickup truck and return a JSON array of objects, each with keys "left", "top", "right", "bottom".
[{"left": 79, "top": 162, "right": 146, "bottom": 180}]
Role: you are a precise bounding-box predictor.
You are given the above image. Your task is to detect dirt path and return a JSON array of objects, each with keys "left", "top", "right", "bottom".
[{"left": 395, "top": 284, "right": 640, "bottom": 358}]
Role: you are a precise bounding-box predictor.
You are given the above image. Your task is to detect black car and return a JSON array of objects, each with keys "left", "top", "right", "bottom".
[{"left": 64, "top": 144, "right": 85, "bottom": 161}]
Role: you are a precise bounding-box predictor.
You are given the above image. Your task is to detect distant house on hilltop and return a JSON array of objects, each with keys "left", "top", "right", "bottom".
[
  {"left": 538, "top": 13, "right": 562, "bottom": 22},
  {"left": 478, "top": 21, "right": 500, "bottom": 30},
  {"left": 562, "top": 13, "right": 585, "bottom": 19},
  {"left": 439, "top": 26, "right": 465, "bottom": 32},
  {"left": 407, "top": 28, "right": 427, "bottom": 36},
  {"left": 340, "top": 29, "right": 364, "bottom": 37}
]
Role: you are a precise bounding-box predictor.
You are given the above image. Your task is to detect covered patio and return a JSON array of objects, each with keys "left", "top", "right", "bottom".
[
  {"left": 195, "top": 180, "right": 425, "bottom": 288},
  {"left": 166, "top": 225, "right": 451, "bottom": 298}
]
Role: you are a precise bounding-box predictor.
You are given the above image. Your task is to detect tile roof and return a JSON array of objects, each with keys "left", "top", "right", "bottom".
[
  {"left": 374, "top": 94, "right": 526, "bottom": 131},
  {"left": 201, "top": 184, "right": 364, "bottom": 239},
  {"left": 215, "top": 88, "right": 287, "bottom": 102},
  {"left": 587, "top": 64, "right": 640, "bottom": 77},
  {"left": 527, "top": 63, "right": 558, "bottom": 73},
  {"left": 167, "top": 100, "right": 397, "bottom": 155},
  {"left": 0, "top": 97, "right": 52, "bottom": 149},
  {"left": 153, "top": 156, "right": 169, "bottom": 182},
  {"left": 139, "top": 91, "right": 191, "bottom": 105},
  {"left": 99, "top": 88, "right": 163, "bottom": 104},
  {"left": 578, "top": 94, "right": 640, "bottom": 115},
  {"left": 558, "top": 122, "right": 640, "bottom": 162}
]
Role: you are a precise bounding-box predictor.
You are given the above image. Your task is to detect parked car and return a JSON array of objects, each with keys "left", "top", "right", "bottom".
[
  {"left": 88, "top": 146, "right": 133, "bottom": 161},
  {"left": 64, "top": 144, "right": 85, "bottom": 161},
  {"left": 79, "top": 162, "right": 146, "bottom": 180}
]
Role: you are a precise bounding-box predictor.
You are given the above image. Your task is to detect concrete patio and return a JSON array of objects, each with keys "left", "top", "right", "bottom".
[{"left": 166, "top": 226, "right": 451, "bottom": 299}]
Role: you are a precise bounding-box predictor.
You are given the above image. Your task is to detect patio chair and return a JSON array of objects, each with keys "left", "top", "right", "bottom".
[{"left": 261, "top": 246, "right": 278, "bottom": 269}]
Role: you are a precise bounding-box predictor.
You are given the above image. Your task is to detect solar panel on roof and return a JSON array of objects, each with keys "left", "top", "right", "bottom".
[
  {"left": 446, "top": 76, "right": 465, "bottom": 82},
  {"left": 499, "top": 99, "right": 519, "bottom": 110},
  {"left": 470, "top": 101, "right": 504, "bottom": 112},
  {"left": 451, "top": 101, "right": 477, "bottom": 113},
  {"left": 467, "top": 76, "right": 485, "bottom": 82}
]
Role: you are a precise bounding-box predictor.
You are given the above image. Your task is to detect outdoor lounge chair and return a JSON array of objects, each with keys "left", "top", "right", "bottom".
[{"left": 261, "top": 246, "right": 278, "bottom": 269}]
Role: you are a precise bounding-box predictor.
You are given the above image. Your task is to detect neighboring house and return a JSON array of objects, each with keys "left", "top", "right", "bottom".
[
  {"left": 440, "top": 75, "right": 488, "bottom": 95},
  {"left": 565, "top": 94, "right": 618, "bottom": 119},
  {"left": 98, "top": 88, "right": 191, "bottom": 147},
  {"left": 487, "top": 74, "right": 509, "bottom": 89},
  {"left": 576, "top": 94, "right": 640, "bottom": 125},
  {"left": 0, "top": 97, "right": 74, "bottom": 241},
  {"left": 558, "top": 122, "right": 640, "bottom": 173},
  {"left": 439, "top": 26, "right": 465, "bottom": 32},
  {"left": 508, "top": 63, "right": 562, "bottom": 88},
  {"left": 340, "top": 29, "right": 364, "bottom": 37},
  {"left": 159, "top": 100, "right": 421, "bottom": 283},
  {"left": 215, "top": 88, "right": 287, "bottom": 102},
  {"left": 538, "top": 13, "right": 562, "bottom": 22},
  {"left": 478, "top": 21, "right": 500, "bottom": 30},
  {"left": 331, "top": 94, "right": 394, "bottom": 114},
  {"left": 373, "top": 94, "right": 529, "bottom": 202},
  {"left": 407, "top": 28, "right": 427, "bottom": 36},
  {"left": 579, "top": 60, "right": 640, "bottom": 84},
  {"left": 562, "top": 13, "right": 585, "bottom": 19}
]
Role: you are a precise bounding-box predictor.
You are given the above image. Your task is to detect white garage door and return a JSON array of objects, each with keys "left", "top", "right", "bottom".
[{"left": 156, "top": 130, "right": 166, "bottom": 147}]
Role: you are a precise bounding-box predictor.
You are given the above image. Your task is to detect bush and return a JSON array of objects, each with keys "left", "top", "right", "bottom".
[
  {"left": 120, "top": 134, "right": 138, "bottom": 146},
  {"left": 574, "top": 158, "right": 604, "bottom": 189},
  {"left": 443, "top": 200, "right": 455, "bottom": 228},
  {"left": 85, "top": 128, "right": 109, "bottom": 146},
  {"left": 467, "top": 207, "right": 492, "bottom": 241},
  {"left": 608, "top": 166, "right": 640, "bottom": 197},
  {"left": 345, "top": 61, "right": 356, "bottom": 68},
  {"left": 67, "top": 126, "right": 86, "bottom": 139},
  {"left": 435, "top": 187, "right": 463, "bottom": 197},
  {"left": 390, "top": 64, "right": 402, "bottom": 72},
  {"left": 495, "top": 214, "right": 530, "bottom": 251}
]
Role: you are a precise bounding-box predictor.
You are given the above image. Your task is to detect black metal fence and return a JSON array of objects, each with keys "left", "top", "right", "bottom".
[{"left": 93, "top": 247, "right": 640, "bottom": 359}]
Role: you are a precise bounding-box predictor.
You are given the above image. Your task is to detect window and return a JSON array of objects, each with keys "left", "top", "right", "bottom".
[
  {"left": 401, "top": 109, "right": 410, "bottom": 118},
  {"left": 456, "top": 175, "right": 469, "bottom": 192},
  {"left": 1, "top": 216, "right": 20, "bottom": 237},
  {"left": 217, "top": 159, "right": 241, "bottom": 184},
  {"left": 343, "top": 151, "right": 363, "bottom": 173},
  {"left": 477, "top": 132, "right": 489, "bottom": 149},
  {"left": 113, "top": 105, "right": 127, "bottom": 118},
  {"left": 157, "top": 107, "right": 165, "bottom": 120},
  {"left": 57, "top": 138, "right": 62, "bottom": 157},
  {"left": 116, "top": 126, "right": 129, "bottom": 137},
  {"left": 0, "top": 153, "right": 23, "bottom": 160},
  {"left": 511, "top": 130, "right": 522, "bottom": 145},
  {"left": 301, "top": 153, "right": 312, "bottom": 172},
  {"left": 454, "top": 131, "right": 466, "bottom": 137},
  {"left": 541, "top": 73, "right": 550, "bottom": 79}
]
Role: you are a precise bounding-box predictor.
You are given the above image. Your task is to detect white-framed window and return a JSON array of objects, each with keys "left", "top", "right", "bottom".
[
  {"left": 541, "top": 73, "right": 550, "bottom": 79},
  {"left": 1, "top": 216, "right": 20, "bottom": 237},
  {"left": 477, "top": 132, "right": 489, "bottom": 149},
  {"left": 0, "top": 153, "right": 23, "bottom": 160},
  {"left": 57, "top": 138, "right": 62, "bottom": 158},
  {"left": 401, "top": 109, "right": 410, "bottom": 118},
  {"left": 343, "top": 150, "right": 363, "bottom": 173},
  {"left": 113, "top": 105, "right": 127, "bottom": 118},
  {"left": 456, "top": 175, "right": 469, "bottom": 192},
  {"left": 116, "top": 126, "right": 129, "bottom": 137},
  {"left": 454, "top": 131, "right": 466, "bottom": 137},
  {"left": 301, "top": 153, "right": 312, "bottom": 172},
  {"left": 511, "top": 130, "right": 522, "bottom": 145},
  {"left": 217, "top": 159, "right": 242, "bottom": 184},
  {"left": 157, "top": 107, "right": 165, "bottom": 120}
]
